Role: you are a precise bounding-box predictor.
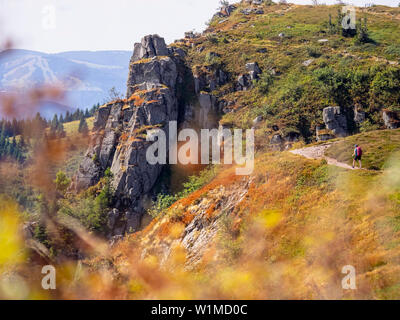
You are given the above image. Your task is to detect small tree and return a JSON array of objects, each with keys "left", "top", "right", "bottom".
[
  {"left": 108, "top": 86, "right": 123, "bottom": 101},
  {"left": 54, "top": 171, "right": 71, "bottom": 195},
  {"left": 356, "top": 17, "right": 370, "bottom": 43},
  {"left": 78, "top": 117, "right": 89, "bottom": 136}
]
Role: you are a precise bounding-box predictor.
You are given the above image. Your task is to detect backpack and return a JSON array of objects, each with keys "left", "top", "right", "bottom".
[{"left": 356, "top": 146, "right": 363, "bottom": 157}]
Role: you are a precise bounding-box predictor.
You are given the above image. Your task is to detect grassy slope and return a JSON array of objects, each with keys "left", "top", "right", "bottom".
[
  {"left": 58, "top": 117, "right": 94, "bottom": 177},
  {"left": 94, "top": 3, "right": 400, "bottom": 299},
  {"left": 325, "top": 128, "right": 400, "bottom": 170},
  {"left": 102, "top": 144, "right": 400, "bottom": 299},
  {"left": 184, "top": 3, "right": 400, "bottom": 139}
]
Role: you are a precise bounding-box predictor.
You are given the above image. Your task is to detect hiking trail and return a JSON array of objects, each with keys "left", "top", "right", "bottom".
[{"left": 290, "top": 143, "right": 358, "bottom": 170}]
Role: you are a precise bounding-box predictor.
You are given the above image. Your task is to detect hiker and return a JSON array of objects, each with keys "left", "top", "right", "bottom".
[{"left": 352, "top": 144, "right": 363, "bottom": 169}]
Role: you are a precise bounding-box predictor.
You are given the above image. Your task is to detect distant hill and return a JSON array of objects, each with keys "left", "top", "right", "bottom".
[{"left": 0, "top": 49, "right": 131, "bottom": 117}]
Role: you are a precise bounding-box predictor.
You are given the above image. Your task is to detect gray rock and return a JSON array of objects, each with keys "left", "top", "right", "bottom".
[
  {"left": 271, "top": 134, "right": 283, "bottom": 144},
  {"left": 131, "top": 34, "right": 168, "bottom": 62},
  {"left": 285, "top": 132, "right": 300, "bottom": 143},
  {"left": 302, "top": 59, "right": 314, "bottom": 67},
  {"left": 237, "top": 74, "right": 251, "bottom": 91},
  {"left": 245, "top": 62, "right": 261, "bottom": 80},
  {"left": 253, "top": 116, "right": 263, "bottom": 125},
  {"left": 126, "top": 56, "right": 177, "bottom": 97},
  {"left": 241, "top": 8, "right": 253, "bottom": 15},
  {"left": 316, "top": 125, "right": 334, "bottom": 142},
  {"left": 198, "top": 92, "right": 218, "bottom": 129},
  {"left": 73, "top": 35, "right": 179, "bottom": 237},
  {"left": 219, "top": 4, "right": 237, "bottom": 17},
  {"left": 383, "top": 110, "right": 400, "bottom": 129},
  {"left": 354, "top": 107, "right": 366, "bottom": 124},
  {"left": 322, "top": 106, "right": 348, "bottom": 137}
]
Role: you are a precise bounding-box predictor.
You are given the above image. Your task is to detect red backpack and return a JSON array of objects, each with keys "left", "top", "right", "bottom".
[{"left": 356, "top": 146, "right": 363, "bottom": 157}]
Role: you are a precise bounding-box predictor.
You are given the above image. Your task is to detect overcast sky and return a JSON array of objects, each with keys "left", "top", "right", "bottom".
[{"left": 0, "top": 0, "right": 398, "bottom": 53}]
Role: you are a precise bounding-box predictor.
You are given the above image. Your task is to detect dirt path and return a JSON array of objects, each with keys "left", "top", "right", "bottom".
[{"left": 290, "top": 143, "right": 358, "bottom": 170}]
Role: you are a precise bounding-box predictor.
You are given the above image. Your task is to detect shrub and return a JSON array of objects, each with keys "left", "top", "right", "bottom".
[
  {"left": 306, "top": 46, "right": 322, "bottom": 58},
  {"left": 359, "top": 119, "right": 380, "bottom": 133},
  {"left": 205, "top": 52, "right": 222, "bottom": 66},
  {"left": 58, "top": 169, "right": 114, "bottom": 233},
  {"left": 54, "top": 171, "right": 71, "bottom": 195},
  {"left": 255, "top": 72, "right": 274, "bottom": 94},
  {"left": 148, "top": 166, "right": 218, "bottom": 218}
]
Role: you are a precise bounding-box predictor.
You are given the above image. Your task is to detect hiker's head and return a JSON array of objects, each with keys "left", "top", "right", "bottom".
[{"left": 355, "top": 144, "right": 358, "bottom": 148}]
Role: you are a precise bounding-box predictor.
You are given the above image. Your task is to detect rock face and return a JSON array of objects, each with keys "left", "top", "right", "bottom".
[
  {"left": 215, "top": 4, "right": 237, "bottom": 18},
  {"left": 131, "top": 35, "right": 168, "bottom": 62},
  {"left": 383, "top": 110, "right": 400, "bottom": 129},
  {"left": 73, "top": 34, "right": 228, "bottom": 237},
  {"left": 237, "top": 62, "right": 261, "bottom": 91},
  {"left": 322, "top": 106, "right": 348, "bottom": 138},
  {"left": 354, "top": 107, "right": 366, "bottom": 124},
  {"left": 73, "top": 35, "right": 180, "bottom": 237}
]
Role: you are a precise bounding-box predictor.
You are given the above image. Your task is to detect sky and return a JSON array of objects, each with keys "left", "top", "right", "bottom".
[{"left": 0, "top": 0, "right": 398, "bottom": 53}]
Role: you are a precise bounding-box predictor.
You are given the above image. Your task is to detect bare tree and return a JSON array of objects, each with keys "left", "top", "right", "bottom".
[{"left": 108, "top": 86, "right": 123, "bottom": 101}]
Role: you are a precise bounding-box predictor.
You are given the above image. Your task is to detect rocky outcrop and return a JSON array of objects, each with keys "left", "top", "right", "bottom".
[
  {"left": 192, "top": 62, "right": 228, "bottom": 95},
  {"left": 383, "top": 109, "right": 400, "bottom": 129},
  {"left": 73, "top": 33, "right": 229, "bottom": 237},
  {"left": 73, "top": 35, "right": 180, "bottom": 237},
  {"left": 139, "top": 177, "right": 252, "bottom": 269},
  {"left": 322, "top": 106, "right": 348, "bottom": 138},
  {"left": 354, "top": 107, "right": 366, "bottom": 124},
  {"left": 215, "top": 4, "right": 237, "bottom": 18},
  {"left": 131, "top": 35, "right": 168, "bottom": 62},
  {"left": 236, "top": 62, "right": 261, "bottom": 91},
  {"left": 316, "top": 125, "right": 334, "bottom": 142}
]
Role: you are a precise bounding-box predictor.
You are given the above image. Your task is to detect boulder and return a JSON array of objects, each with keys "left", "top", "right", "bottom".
[
  {"left": 316, "top": 125, "right": 334, "bottom": 142},
  {"left": 217, "top": 4, "right": 237, "bottom": 17},
  {"left": 270, "top": 134, "right": 283, "bottom": 145},
  {"left": 322, "top": 106, "right": 348, "bottom": 137},
  {"left": 383, "top": 110, "right": 400, "bottom": 129},
  {"left": 253, "top": 116, "right": 263, "bottom": 125},
  {"left": 237, "top": 74, "right": 251, "bottom": 91},
  {"left": 302, "top": 59, "right": 314, "bottom": 67},
  {"left": 245, "top": 62, "right": 261, "bottom": 80}
]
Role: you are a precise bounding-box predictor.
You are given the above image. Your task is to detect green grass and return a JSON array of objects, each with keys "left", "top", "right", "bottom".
[
  {"left": 187, "top": 4, "right": 400, "bottom": 141},
  {"left": 325, "top": 129, "right": 400, "bottom": 170},
  {"left": 63, "top": 117, "right": 94, "bottom": 137}
]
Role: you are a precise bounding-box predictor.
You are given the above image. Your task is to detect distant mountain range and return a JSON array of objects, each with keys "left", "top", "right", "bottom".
[{"left": 0, "top": 49, "right": 131, "bottom": 118}]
